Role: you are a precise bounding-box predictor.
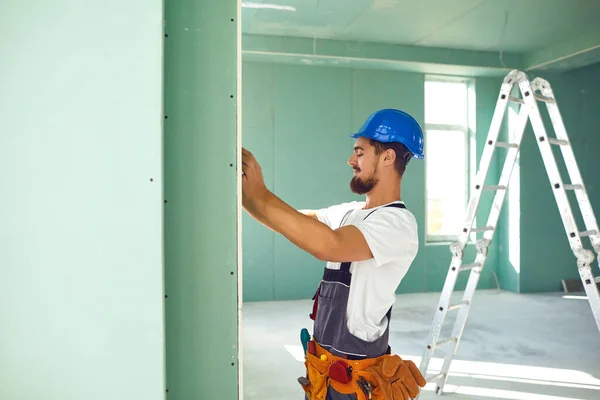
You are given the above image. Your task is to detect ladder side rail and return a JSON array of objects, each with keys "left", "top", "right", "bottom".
[
  {"left": 532, "top": 78, "right": 600, "bottom": 252},
  {"left": 434, "top": 259, "right": 484, "bottom": 395},
  {"left": 418, "top": 75, "right": 518, "bottom": 384},
  {"left": 579, "top": 258, "right": 600, "bottom": 333},
  {"left": 434, "top": 102, "right": 530, "bottom": 395},
  {"left": 456, "top": 75, "right": 516, "bottom": 248},
  {"left": 480, "top": 102, "right": 530, "bottom": 246},
  {"left": 525, "top": 78, "right": 600, "bottom": 334},
  {"left": 418, "top": 254, "right": 465, "bottom": 377},
  {"left": 531, "top": 78, "right": 600, "bottom": 333},
  {"left": 519, "top": 80, "right": 585, "bottom": 253}
]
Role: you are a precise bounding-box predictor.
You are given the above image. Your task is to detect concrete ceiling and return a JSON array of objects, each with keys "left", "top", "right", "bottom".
[{"left": 241, "top": 0, "right": 600, "bottom": 76}]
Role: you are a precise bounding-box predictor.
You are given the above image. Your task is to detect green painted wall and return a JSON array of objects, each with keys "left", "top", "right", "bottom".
[
  {"left": 519, "top": 63, "right": 600, "bottom": 293},
  {"left": 242, "top": 61, "right": 503, "bottom": 302},
  {"left": 163, "top": 0, "right": 240, "bottom": 399},
  {"left": 1, "top": 1, "right": 166, "bottom": 399}
]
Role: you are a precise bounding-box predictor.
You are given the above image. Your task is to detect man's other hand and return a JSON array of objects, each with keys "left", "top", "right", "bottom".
[{"left": 241, "top": 148, "right": 269, "bottom": 212}]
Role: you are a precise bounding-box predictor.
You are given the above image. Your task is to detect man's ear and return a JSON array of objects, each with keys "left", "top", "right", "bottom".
[{"left": 383, "top": 149, "right": 396, "bottom": 166}]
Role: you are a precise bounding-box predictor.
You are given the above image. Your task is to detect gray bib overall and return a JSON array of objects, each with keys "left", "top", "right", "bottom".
[{"left": 307, "top": 203, "right": 406, "bottom": 400}]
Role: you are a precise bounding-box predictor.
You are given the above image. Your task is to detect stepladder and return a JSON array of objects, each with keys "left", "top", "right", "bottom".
[{"left": 417, "top": 69, "right": 600, "bottom": 397}]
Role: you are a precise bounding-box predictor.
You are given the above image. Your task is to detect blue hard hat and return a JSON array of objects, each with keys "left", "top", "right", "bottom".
[{"left": 349, "top": 109, "right": 424, "bottom": 159}]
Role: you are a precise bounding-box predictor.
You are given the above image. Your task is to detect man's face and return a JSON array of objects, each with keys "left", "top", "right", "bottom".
[{"left": 347, "top": 137, "right": 380, "bottom": 195}]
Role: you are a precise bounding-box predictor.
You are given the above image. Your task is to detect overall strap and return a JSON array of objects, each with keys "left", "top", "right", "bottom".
[
  {"left": 340, "top": 202, "right": 407, "bottom": 273},
  {"left": 364, "top": 202, "right": 406, "bottom": 219},
  {"left": 340, "top": 262, "right": 352, "bottom": 273}
]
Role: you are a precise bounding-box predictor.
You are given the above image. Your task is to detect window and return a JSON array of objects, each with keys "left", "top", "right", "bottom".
[{"left": 424, "top": 76, "right": 474, "bottom": 242}]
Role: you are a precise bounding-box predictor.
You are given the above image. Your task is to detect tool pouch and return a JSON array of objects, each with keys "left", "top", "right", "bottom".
[
  {"left": 329, "top": 360, "right": 351, "bottom": 384},
  {"left": 364, "top": 355, "right": 426, "bottom": 400},
  {"left": 302, "top": 343, "right": 382, "bottom": 400},
  {"left": 301, "top": 351, "right": 330, "bottom": 400}
]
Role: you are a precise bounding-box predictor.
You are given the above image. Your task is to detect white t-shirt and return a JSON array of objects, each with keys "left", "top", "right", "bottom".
[{"left": 315, "top": 200, "right": 419, "bottom": 342}]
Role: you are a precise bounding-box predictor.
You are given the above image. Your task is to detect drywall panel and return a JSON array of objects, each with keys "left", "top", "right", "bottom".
[
  {"left": 0, "top": 1, "right": 165, "bottom": 399},
  {"left": 163, "top": 0, "right": 240, "bottom": 398}
]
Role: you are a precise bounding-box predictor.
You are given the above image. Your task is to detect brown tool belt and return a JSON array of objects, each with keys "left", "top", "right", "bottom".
[{"left": 299, "top": 341, "right": 426, "bottom": 400}]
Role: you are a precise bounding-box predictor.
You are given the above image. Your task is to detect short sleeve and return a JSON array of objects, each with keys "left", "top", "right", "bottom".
[
  {"left": 351, "top": 208, "right": 419, "bottom": 267},
  {"left": 316, "top": 201, "right": 363, "bottom": 229}
]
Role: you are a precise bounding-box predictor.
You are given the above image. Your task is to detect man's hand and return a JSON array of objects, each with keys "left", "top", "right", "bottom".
[{"left": 241, "top": 148, "right": 270, "bottom": 214}]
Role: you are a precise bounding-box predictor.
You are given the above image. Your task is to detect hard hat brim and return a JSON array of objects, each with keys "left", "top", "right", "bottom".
[{"left": 349, "top": 133, "right": 424, "bottom": 159}]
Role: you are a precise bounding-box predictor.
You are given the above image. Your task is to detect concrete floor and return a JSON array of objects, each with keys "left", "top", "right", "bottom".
[{"left": 241, "top": 289, "right": 600, "bottom": 400}]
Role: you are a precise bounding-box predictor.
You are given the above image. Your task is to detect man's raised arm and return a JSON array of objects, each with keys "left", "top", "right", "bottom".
[{"left": 299, "top": 210, "right": 319, "bottom": 221}]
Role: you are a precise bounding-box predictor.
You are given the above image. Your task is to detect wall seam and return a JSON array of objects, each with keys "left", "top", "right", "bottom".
[{"left": 271, "top": 63, "right": 276, "bottom": 301}]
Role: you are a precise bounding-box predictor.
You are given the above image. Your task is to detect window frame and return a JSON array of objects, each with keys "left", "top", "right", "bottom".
[{"left": 423, "top": 75, "right": 476, "bottom": 244}]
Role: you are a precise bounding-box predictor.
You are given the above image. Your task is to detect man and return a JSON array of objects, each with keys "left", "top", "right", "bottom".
[{"left": 242, "top": 109, "right": 427, "bottom": 400}]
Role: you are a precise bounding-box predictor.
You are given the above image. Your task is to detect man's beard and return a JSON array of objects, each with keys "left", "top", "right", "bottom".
[
  {"left": 350, "top": 157, "right": 380, "bottom": 195},
  {"left": 350, "top": 165, "right": 379, "bottom": 194},
  {"left": 350, "top": 175, "right": 378, "bottom": 194}
]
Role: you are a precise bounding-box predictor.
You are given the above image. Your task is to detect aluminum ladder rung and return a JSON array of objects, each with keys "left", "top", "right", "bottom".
[
  {"left": 579, "top": 230, "right": 598, "bottom": 237},
  {"left": 495, "top": 141, "right": 519, "bottom": 149},
  {"left": 549, "top": 138, "right": 569, "bottom": 146},
  {"left": 426, "top": 372, "right": 445, "bottom": 382},
  {"left": 447, "top": 300, "right": 469, "bottom": 311},
  {"left": 564, "top": 184, "right": 583, "bottom": 190},
  {"left": 471, "top": 226, "right": 494, "bottom": 233},
  {"left": 459, "top": 263, "right": 480, "bottom": 272},
  {"left": 535, "top": 94, "right": 555, "bottom": 104},
  {"left": 436, "top": 336, "right": 458, "bottom": 347},
  {"left": 508, "top": 94, "right": 555, "bottom": 104},
  {"left": 508, "top": 96, "right": 524, "bottom": 104},
  {"left": 483, "top": 185, "right": 506, "bottom": 191}
]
